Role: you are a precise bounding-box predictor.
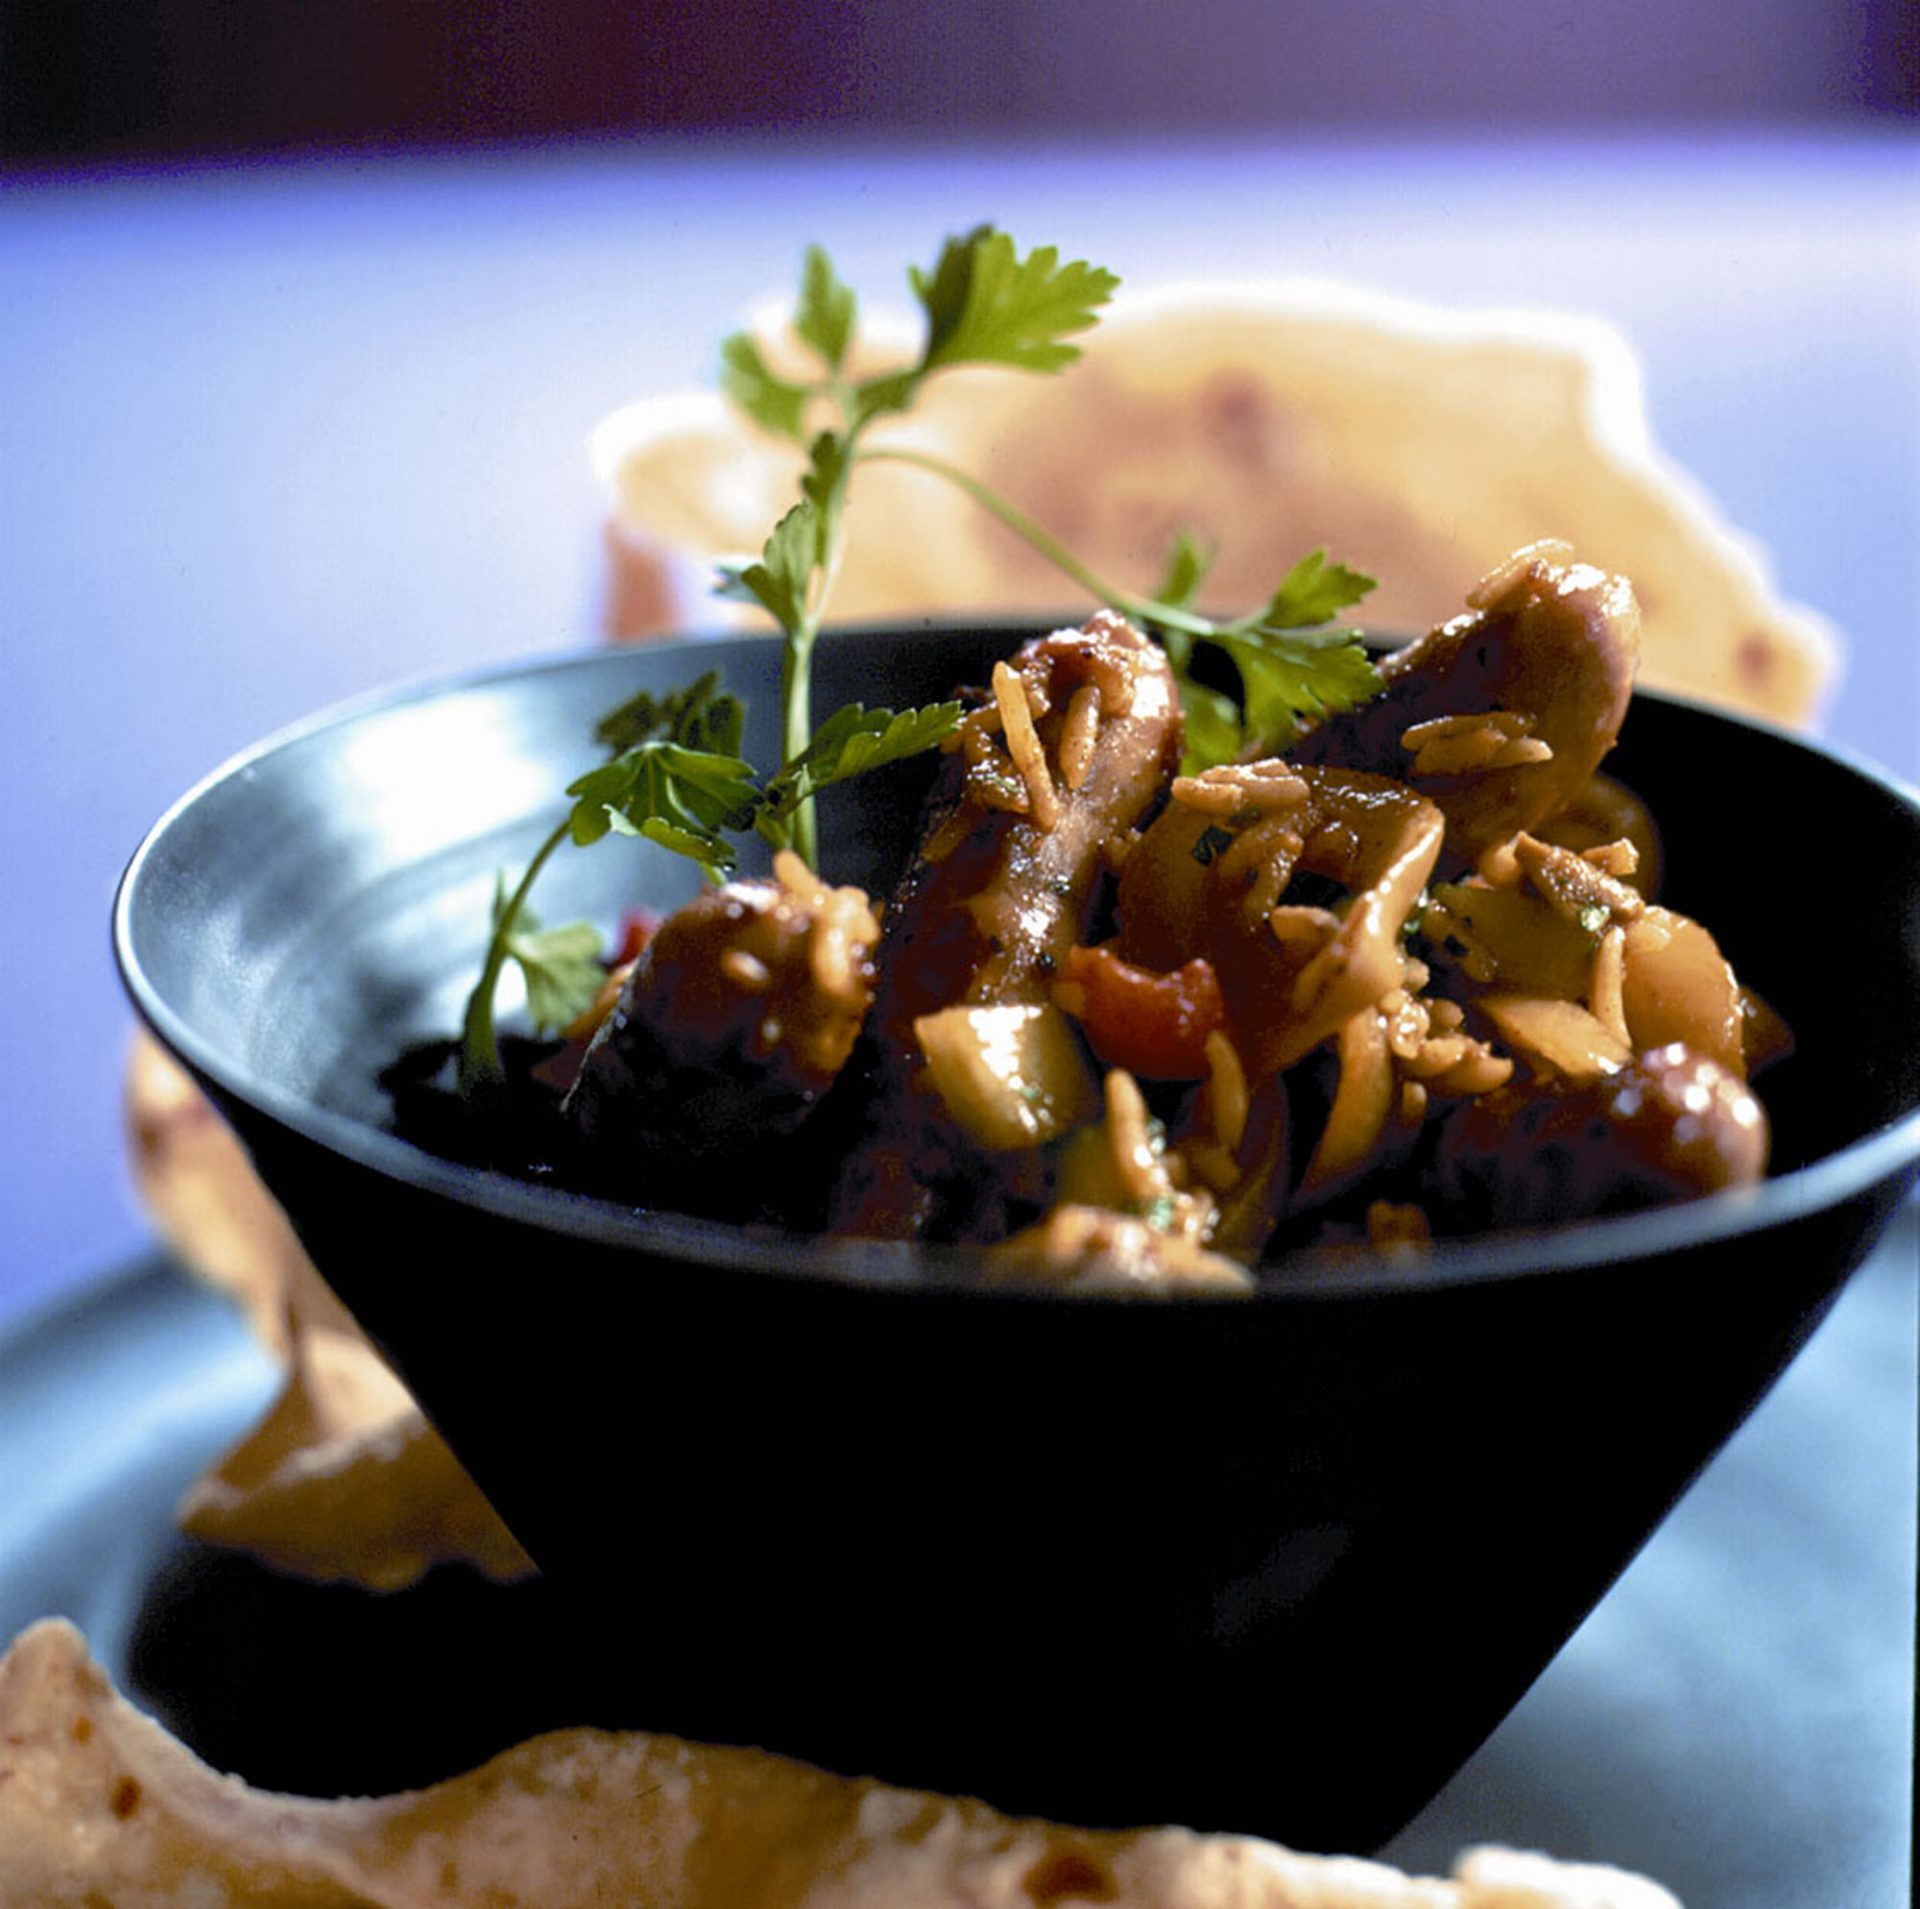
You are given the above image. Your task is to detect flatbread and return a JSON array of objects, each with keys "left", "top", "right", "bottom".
[
  {"left": 595, "top": 280, "right": 1836, "bottom": 727},
  {"left": 0, "top": 1619, "right": 1683, "bottom": 1908},
  {"left": 125, "top": 1031, "right": 532, "bottom": 1588},
  {"left": 125, "top": 1027, "right": 357, "bottom": 1356},
  {"left": 175, "top": 1322, "right": 535, "bottom": 1589}
]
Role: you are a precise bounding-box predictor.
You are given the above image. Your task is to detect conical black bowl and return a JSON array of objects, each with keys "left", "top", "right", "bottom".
[{"left": 115, "top": 622, "right": 1920, "bottom": 1851}]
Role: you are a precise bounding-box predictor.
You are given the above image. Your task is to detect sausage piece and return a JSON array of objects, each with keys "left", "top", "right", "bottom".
[
  {"left": 1294, "top": 541, "right": 1641, "bottom": 869},
  {"left": 565, "top": 854, "right": 879, "bottom": 1213},
  {"left": 825, "top": 612, "right": 1183, "bottom": 1240},
  {"left": 1432, "top": 1040, "right": 1769, "bottom": 1232}
]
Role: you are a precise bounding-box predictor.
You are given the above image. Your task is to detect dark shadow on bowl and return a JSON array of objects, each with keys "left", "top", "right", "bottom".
[
  {"left": 124, "top": 1542, "right": 609, "bottom": 1798},
  {"left": 115, "top": 623, "right": 1920, "bottom": 1850}
]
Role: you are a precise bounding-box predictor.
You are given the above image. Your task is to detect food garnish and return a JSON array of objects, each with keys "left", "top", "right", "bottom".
[
  {"left": 441, "top": 235, "right": 1783, "bottom": 1283},
  {"left": 459, "top": 227, "right": 1381, "bottom": 1092}
]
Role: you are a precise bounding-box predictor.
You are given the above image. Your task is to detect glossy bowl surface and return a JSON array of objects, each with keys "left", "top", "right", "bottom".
[{"left": 116, "top": 623, "right": 1920, "bottom": 1850}]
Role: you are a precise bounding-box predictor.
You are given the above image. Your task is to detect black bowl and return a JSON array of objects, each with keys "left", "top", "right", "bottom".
[{"left": 115, "top": 622, "right": 1920, "bottom": 1852}]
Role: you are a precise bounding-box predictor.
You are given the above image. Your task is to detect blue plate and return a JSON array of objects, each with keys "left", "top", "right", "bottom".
[{"left": 0, "top": 1222, "right": 1911, "bottom": 1901}]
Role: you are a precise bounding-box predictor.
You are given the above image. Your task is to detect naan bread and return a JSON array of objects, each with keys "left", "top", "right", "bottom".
[
  {"left": 0, "top": 1619, "right": 1682, "bottom": 1908},
  {"left": 596, "top": 281, "right": 1835, "bottom": 727}
]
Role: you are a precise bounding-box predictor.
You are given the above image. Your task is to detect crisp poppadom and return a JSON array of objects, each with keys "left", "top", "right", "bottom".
[
  {"left": 125, "top": 1032, "right": 532, "bottom": 1590},
  {"left": 596, "top": 281, "right": 1835, "bottom": 727},
  {"left": 0, "top": 1619, "right": 1683, "bottom": 1908}
]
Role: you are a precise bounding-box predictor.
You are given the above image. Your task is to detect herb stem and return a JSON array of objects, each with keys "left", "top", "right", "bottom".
[
  {"left": 460, "top": 816, "right": 572, "bottom": 1093},
  {"left": 779, "top": 621, "right": 816, "bottom": 865},
  {"left": 853, "top": 444, "right": 1217, "bottom": 641}
]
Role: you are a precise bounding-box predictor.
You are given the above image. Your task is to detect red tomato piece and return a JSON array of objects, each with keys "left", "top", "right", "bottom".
[{"left": 1059, "top": 944, "right": 1227, "bottom": 1080}]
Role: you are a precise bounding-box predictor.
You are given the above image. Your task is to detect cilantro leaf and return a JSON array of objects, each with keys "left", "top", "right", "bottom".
[
  {"left": 567, "top": 742, "right": 761, "bottom": 882},
  {"left": 1176, "top": 676, "right": 1244, "bottom": 776},
  {"left": 795, "top": 244, "right": 857, "bottom": 371},
  {"left": 1155, "top": 530, "right": 1216, "bottom": 617},
  {"left": 913, "top": 228, "right": 1119, "bottom": 374},
  {"left": 1140, "top": 544, "right": 1381, "bottom": 768},
  {"left": 799, "top": 432, "right": 850, "bottom": 563},
  {"left": 712, "top": 229, "right": 1121, "bottom": 869},
  {"left": 572, "top": 671, "right": 762, "bottom": 881},
  {"left": 1212, "top": 623, "right": 1383, "bottom": 755},
  {"left": 847, "top": 367, "right": 921, "bottom": 429}
]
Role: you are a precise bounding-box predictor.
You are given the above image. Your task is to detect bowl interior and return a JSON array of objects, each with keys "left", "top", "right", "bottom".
[{"left": 118, "top": 621, "right": 1920, "bottom": 1285}]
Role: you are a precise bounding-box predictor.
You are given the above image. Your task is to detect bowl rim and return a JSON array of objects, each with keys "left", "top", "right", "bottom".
[{"left": 114, "top": 624, "right": 1920, "bottom": 1305}]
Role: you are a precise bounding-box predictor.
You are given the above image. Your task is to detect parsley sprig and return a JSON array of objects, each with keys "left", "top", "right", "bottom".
[
  {"left": 458, "top": 227, "right": 1384, "bottom": 1096},
  {"left": 714, "top": 227, "right": 1120, "bottom": 868},
  {"left": 717, "top": 225, "right": 1379, "bottom": 790},
  {"left": 459, "top": 674, "right": 744, "bottom": 1091},
  {"left": 855, "top": 447, "right": 1379, "bottom": 770},
  {"left": 1145, "top": 537, "right": 1380, "bottom": 770},
  {"left": 458, "top": 669, "right": 966, "bottom": 1090}
]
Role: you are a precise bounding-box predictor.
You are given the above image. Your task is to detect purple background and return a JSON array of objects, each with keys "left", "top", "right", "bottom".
[{"left": 4, "top": 0, "right": 1917, "bottom": 161}]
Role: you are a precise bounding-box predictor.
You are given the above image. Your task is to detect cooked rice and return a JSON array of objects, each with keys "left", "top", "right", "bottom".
[
  {"left": 1103, "top": 1069, "right": 1163, "bottom": 1208},
  {"left": 1589, "top": 924, "right": 1630, "bottom": 1045},
  {"left": 1058, "top": 683, "right": 1102, "bottom": 791},
  {"left": 993, "top": 661, "right": 1061, "bottom": 830},
  {"left": 1172, "top": 762, "right": 1310, "bottom": 819},
  {"left": 1203, "top": 1030, "right": 1249, "bottom": 1155},
  {"left": 1401, "top": 710, "right": 1552, "bottom": 776}
]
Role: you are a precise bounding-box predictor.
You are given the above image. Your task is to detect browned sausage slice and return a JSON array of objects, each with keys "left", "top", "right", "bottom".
[
  {"left": 827, "top": 612, "right": 1184, "bottom": 1240},
  {"left": 1294, "top": 541, "right": 1640, "bottom": 869}
]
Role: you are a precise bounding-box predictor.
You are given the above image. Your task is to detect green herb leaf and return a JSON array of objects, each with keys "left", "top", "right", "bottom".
[
  {"left": 567, "top": 741, "right": 761, "bottom": 882},
  {"left": 593, "top": 670, "right": 744, "bottom": 758},
  {"left": 1191, "top": 823, "right": 1237, "bottom": 867},
  {"left": 715, "top": 499, "right": 818, "bottom": 632},
  {"left": 847, "top": 367, "right": 921, "bottom": 429},
  {"left": 1259, "top": 548, "right": 1377, "bottom": 630},
  {"left": 718, "top": 333, "right": 810, "bottom": 443},
  {"left": 1214, "top": 623, "right": 1383, "bottom": 754},
  {"left": 1146, "top": 546, "right": 1382, "bottom": 767},
  {"left": 801, "top": 700, "right": 963, "bottom": 787},
  {"left": 572, "top": 674, "right": 761, "bottom": 876},
  {"left": 1155, "top": 530, "right": 1216, "bottom": 617},
  {"left": 713, "top": 230, "right": 1123, "bottom": 869},
  {"left": 795, "top": 244, "right": 857, "bottom": 371},
  {"left": 1177, "top": 676, "right": 1245, "bottom": 775},
  {"left": 493, "top": 888, "right": 606, "bottom": 1037},
  {"left": 799, "top": 432, "right": 850, "bottom": 566},
  {"left": 913, "top": 228, "right": 1119, "bottom": 375},
  {"left": 759, "top": 700, "right": 962, "bottom": 838}
]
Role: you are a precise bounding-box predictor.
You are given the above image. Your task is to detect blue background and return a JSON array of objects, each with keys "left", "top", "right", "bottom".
[{"left": 4, "top": 128, "right": 1915, "bottom": 1326}]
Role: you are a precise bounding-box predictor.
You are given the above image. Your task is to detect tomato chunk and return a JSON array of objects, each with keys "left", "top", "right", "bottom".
[{"left": 1058, "top": 944, "right": 1227, "bottom": 1080}]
